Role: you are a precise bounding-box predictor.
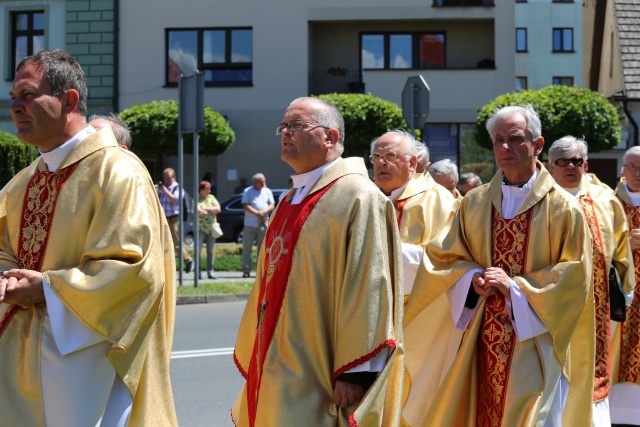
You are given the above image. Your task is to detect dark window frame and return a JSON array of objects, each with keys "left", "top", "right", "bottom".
[
  {"left": 516, "top": 28, "right": 527, "bottom": 52},
  {"left": 360, "top": 31, "right": 447, "bottom": 71},
  {"left": 10, "top": 10, "right": 45, "bottom": 79},
  {"left": 552, "top": 76, "right": 574, "bottom": 86},
  {"left": 552, "top": 28, "right": 574, "bottom": 53},
  {"left": 165, "top": 26, "right": 253, "bottom": 87},
  {"left": 516, "top": 76, "right": 528, "bottom": 91}
]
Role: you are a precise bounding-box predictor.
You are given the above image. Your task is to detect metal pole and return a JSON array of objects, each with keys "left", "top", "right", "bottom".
[
  {"left": 193, "top": 131, "right": 200, "bottom": 287},
  {"left": 177, "top": 75, "right": 184, "bottom": 286},
  {"left": 409, "top": 83, "right": 416, "bottom": 135}
]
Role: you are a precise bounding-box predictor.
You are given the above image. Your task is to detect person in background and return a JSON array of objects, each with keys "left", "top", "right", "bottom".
[
  {"left": 405, "top": 104, "right": 593, "bottom": 425},
  {"left": 429, "top": 159, "right": 461, "bottom": 199},
  {"left": 241, "top": 173, "right": 274, "bottom": 278},
  {"left": 234, "top": 177, "right": 248, "bottom": 195},
  {"left": 88, "top": 113, "right": 132, "bottom": 150},
  {"left": 548, "top": 136, "right": 634, "bottom": 426},
  {"left": 458, "top": 172, "right": 483, "bottom": 196},
  {"left": 159, "top": 167, "right": 193, "bottom": 273},
  {"left": 610, "top": 145, "right": 640, "bottom": 427},
  {"left": 232, "top": 97, "right": 404, "bottom": 426},
  {"left": 0, "top": 48, "right": 177, "bottom": 426},
  {"left": 414, "top": 140, "right": 430, "bottom": 174},
  {"left": 197, "top": 180, "right": 221, "bottom": 280}
]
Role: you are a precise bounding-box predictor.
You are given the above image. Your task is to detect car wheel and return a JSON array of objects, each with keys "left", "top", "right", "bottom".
[
  {"left": 234, "top": 229, "right": 243, "bottom": 244},
  {"left": 184, "top": 232, "right": 195, "bottom": 248}
]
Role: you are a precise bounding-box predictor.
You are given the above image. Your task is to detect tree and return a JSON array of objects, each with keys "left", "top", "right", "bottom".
[
  {"left": 476, "top": 85, "right": 621, "bottom": 153},
  {"left": 119, "top": 100, "right": 235, "bottom": 157},
  {"left": 317, "top": 93, "right": 411, "bottom": 153},
  {"left": 0, "top": 131, "right": 38, "bottom": 188}
]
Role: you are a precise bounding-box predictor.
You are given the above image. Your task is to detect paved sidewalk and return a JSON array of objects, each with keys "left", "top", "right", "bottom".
[{"left": 175, "top": 270, "right": 255, "bottom": 305}]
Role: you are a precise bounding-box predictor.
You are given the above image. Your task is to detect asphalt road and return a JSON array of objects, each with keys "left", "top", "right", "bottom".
[{"left": 171, "top": 301, "right": 247, "bottom": 426}]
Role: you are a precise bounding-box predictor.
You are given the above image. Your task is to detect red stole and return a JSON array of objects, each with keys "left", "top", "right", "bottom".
[
  {"left": 244, "top": 180, "right": 336, "bottom": 427},
  {"left": 476, "top": 207, "right": 532, "bottom": 426},
  {"left": 0, "top": 164, "right": 78, "bottom": 338},
  {"left": 619, "top": 200, "right": 640, "bottom": 384},
  {"left": 579, "top": 194, "right": 612, "bottom": 400},
  {"left": 393, "top": 198, "right": 409, "bottom": 229}
]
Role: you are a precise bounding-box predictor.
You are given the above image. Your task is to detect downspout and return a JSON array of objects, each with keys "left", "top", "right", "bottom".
[{"left": 114, "top": 0, "right": 119, "bottom": 112}]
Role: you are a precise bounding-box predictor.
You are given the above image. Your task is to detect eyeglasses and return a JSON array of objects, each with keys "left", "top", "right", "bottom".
[
  {"left": 624, "top": 164, "right": 640, "bottom": 175},
  {"left": 276, "top": 119, "right": 330, "bottom": 135},
  {"left": 369, "top": 151, "right": 409, "bottom": 164},
  {"left": 553, "top": 157, "right": 584, "bottom": 167}
]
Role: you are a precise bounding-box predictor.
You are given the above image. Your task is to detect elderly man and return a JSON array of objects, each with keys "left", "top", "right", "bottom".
[
  {"left": 429, "top": 159, "right": 461, "bottom": 199},
  {"left": 232, "top": 97, "right": 404, "bottom": 426},
  {"left": 548, "top": 136, "right": 634, "bottom": 426},
  {"left": 0, "top": 49, "right": 176, "bottom": 425},
  {"left": 369, "top": 130, "right": 460, "bottom": 426},
  {"left": 610, "top": 146, "right": 640, "bottom": 426},
  {"left": 241, "top": 173, "right": 274, "bottom": 278},
  {"left": 404, "top": 104, "right": 593, "bottom": 425},
  {"left": 458, "top": 172, "right": 482, "bottom": 196},
  {"left": 88, "top": 113, "right": 132, "bottom": 149}
]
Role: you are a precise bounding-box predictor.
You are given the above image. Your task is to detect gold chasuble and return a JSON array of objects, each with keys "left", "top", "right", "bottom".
[
  {"left": 612, "top": 182, "right": 640, "bottom": 387},
  {"left": 404, "top": 165, "right": 592, "bottom": 427},
  {"left": 399, "top": 174, "right": 462, "bottom": 427},
  {"left": 232, "top": 158, "right": 404, "bottom": 427},
  {"left": 562, "top": 180, "right": 633, "bottom": 424},
  {"left": 0, "top": 127, "right": 177, "bottom": 426}
]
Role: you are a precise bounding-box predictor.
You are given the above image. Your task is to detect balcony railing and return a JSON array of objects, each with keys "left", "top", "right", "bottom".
[
  {"left": 432, "top": 0, "right": 494, "bottom": 6},
  {"left": 308, "top": 71, "right": 364, "bottom": 95}
]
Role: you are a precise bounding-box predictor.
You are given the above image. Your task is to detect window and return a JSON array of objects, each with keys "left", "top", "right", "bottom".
[
  {"left": 516, "top": 28, "right": 527, "bottom": 52},
  {"left": 516, "top": 76, "right": 528, "bottom": 91},
  {"left": 552, "top": 28, "right": 573, "bottom": 52},
  {"left": 11, "top": 10, "right": 45, "bottom": 78},
  {"left": 361, "top": 32, "right": 445, "bottom": 70},
  {"left": 552, "top": 76, "right": 574, "bottom": 86},
  {"left": 166, "top": 27, "right": 253, "bottom": 86}
]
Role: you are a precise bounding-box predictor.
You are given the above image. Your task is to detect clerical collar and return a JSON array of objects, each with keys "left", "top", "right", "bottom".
[
  {"left": 560, "top": 174, "right": 589, "bottom": 197},
  {"left": 388, "top": 182, "right": 409, "bottom": 202},
  {"left": 289, "top": 158, "right": 339, "bottom": 204},
  {"left": 625, "top": 183, "right": 640, "bottom": 207},
  {"left": 41, "top": 125, "right": 95, "bottom": 172}
]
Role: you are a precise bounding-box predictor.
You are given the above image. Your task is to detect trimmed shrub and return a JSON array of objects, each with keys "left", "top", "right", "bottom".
[{"left": 0, "top": 131, "right": 38, "bottom": 188}]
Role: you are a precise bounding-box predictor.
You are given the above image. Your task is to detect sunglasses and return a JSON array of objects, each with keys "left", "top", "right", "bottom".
[{"left": 553, "top": 157, "right": 584, "bottom": 167}]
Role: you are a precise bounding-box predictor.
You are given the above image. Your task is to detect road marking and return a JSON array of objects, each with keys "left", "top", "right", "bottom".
[{"left": 172, "top": 347, "right": 235, "bottom": 359}]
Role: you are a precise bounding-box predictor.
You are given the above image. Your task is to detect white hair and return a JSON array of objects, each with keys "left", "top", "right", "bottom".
[
  {"left": 370, "top": 129, "right": 418, "bottom": 155},
  {"left": 623, "top": 146, "right": 640, "bottom": 164},
  {"left": 429, "top": 159, "right": 459, "bottom": 181},
  {"left": 486, "top": 103, "right": 542, "bottom": 140},
  {"left": 548, "top": 136, "right": 588, "bottom": 164}
]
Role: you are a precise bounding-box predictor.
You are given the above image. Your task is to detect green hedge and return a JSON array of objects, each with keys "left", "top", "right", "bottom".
[
  {"left": 0, "top": 131, "right": 38, "bottom": 188},
  {"left": 476, "top": 85, "right": 620, "bottom": 153},
  {"left": 120, "top": 100, "right": 235, "bottom": 157}
]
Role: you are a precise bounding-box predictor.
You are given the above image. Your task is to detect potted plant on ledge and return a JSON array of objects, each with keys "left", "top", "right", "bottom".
[{"left": 327, "top": 66, "right": 348, "bottom": 77}]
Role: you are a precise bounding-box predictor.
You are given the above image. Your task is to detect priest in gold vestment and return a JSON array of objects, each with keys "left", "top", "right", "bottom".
[
  {"left": 405, "top": 104, "right": 592, "bottom": 426},
  {"left": 548, "top": 136, "right": 634, "bottom": 426},
  {"left": 610, "top": 146, "right": 640, "bottom": 426},
  {"left": 232, "top": 97, "right": 404, "bottom": 426},
  {"left": 0, "top": 50, "right": 177, "bottom": 426}
]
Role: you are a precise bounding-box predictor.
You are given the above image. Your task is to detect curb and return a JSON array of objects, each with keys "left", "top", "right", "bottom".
[{"left": 176, "top": 293, "right": 251, "bottom": 305}]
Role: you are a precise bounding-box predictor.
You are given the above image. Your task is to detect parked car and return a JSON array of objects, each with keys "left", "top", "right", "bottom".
[{"left": 217, "top": 189, "right": 288, "bottom": 243}]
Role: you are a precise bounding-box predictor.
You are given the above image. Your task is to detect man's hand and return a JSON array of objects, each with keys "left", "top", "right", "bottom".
[
  {"left": 483, "top": 267, "right": 511, "bottom": 298},
  {"left": 631, "top": 229, "right": 640, "bottom": 251},
  {"left": 332, "top": 380, "right": 364, "bottom": 408},
  {"left": 472, "top": 271, "right": 495, "bottom": 297},
  {"left": 0, "top": 269, "right": 45, "bottom": 308}
]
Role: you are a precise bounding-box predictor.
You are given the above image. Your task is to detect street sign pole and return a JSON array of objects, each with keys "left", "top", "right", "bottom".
[{"left": 402, "top": 75, "right": 431, "bottom": 134}]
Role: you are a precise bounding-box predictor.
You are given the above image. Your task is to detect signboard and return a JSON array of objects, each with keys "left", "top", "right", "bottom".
[
  {"left": 179, "top": 71, "right": 205, "bottom": 133},
  {"left": 402, "top": 75, "right": 430, "bottom": 131}
]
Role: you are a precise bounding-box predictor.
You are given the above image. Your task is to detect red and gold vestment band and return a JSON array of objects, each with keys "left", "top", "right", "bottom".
[
  {"left": 0, "top": 128, "right": 178, "bottom": 425},
  {"left": 232, "top": 158, "right": 404, "bottom": 427},
  {"left": 398, "top": 173, "right": 461, "bottom": 426},
  {"left": 403, "top": 164, "right": 593, "bottom": 426},
  {"left": 613, "top": 181, "right": 640, "bottom": 386}
]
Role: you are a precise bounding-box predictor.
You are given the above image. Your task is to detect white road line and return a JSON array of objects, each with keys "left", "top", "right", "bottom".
[{"left": 171, "top": 347, "right": 235, "bottom": 359}]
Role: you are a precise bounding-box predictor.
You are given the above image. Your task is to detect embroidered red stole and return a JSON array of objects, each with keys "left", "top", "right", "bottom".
[
  {"left": 393, "top": 198, "right": 409, "bottom": 229},
  {"left": 619, "top": 200, "right": 640, "bottom": 384},
  {"left": 245, "top": 180, "right": 336, "bottom": 427},
  {"left": 0, "top": 164, "right": 78, "bottom": 338},
  {"left": 579, "top": 194, "right": 612, "bottom": 400},
  {"left": 476, "top": 207, "right": 532, "bottom": 426}
]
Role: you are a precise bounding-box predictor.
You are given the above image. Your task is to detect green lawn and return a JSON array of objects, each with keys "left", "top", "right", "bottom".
[{"left": 177, "top": 281, "right": 254, "bottom": 296}]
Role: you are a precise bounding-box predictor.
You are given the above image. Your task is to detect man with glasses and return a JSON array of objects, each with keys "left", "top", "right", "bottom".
[
  {"left": 241, "top": 173, "right": 274, "bottom": 278},
  {"left": 367, "top": 131, "right": 460, "bottom": 426},
  {"left": 610, "top": 146, "right": 640, "bottom": 426},
  {"left": 548, "top": 136, "right": 634, "bottom": 426},
  {"left": 232, "top": 97, "right": 404, "bottom": 426},
  {"left": 405, "top": 104, "right": 593, "bottom": 425}
]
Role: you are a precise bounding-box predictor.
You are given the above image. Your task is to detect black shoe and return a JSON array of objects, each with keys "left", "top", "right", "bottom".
[
  {"left": 208, "top": 273, "right": 218, "bottom": 280},
  {"left": 185, "top": 260, "right": 193, "bottom": 273},
  {"left": 242, "top": 272, "right": 250, "bottom": 278}
]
